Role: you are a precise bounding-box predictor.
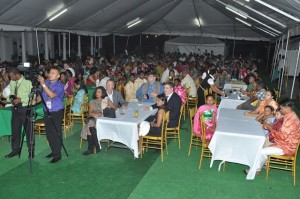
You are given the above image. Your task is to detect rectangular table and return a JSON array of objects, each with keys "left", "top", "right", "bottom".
[
  {"left": 209, "top": 108, "right": 265, "bottom": 180},
  {"left": 96, "top": 102, "right": 156, "bottom": 158},
  {"left": 218, "top": 94, "right": 249, "bottom": 110}
]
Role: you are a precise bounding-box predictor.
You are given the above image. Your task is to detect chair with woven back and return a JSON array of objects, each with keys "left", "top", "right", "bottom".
[
  {"left": 83, "top": 94, "right": 89, "bottom": 118},
  {"left": 188, "top": 107, "right": 202, "bottom": 156},
  {"left": 165, "top": 104, "right": 184, "bottom": 149},
  {"left": 266, "top": 140, "right": 300, "bottom": 186},
  {"left": 182, "top": 87, "right": 191, "bottom": 121},
  {"left": 185, "top": 87, "right": 198, "bottom": 117},
  {"left": 199, "top": 113, "right": 212, "bottom": 169},
  {"left": 69, "top": 98, "right": 86, "bottom": 132},
  {"left": 141, "top": 111, "right": 170, "bottom": 162},
  {"left": 62, "top": 96, "right": 73, "bottom": 138}
]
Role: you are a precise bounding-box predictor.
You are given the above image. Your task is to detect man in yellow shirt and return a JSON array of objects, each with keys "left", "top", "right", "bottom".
[
  {"left": 5, "top": 68, "right": 33, "bottom": 158},
  {"left": 125, "top": 74, "right": 137, "bottom": 102}
]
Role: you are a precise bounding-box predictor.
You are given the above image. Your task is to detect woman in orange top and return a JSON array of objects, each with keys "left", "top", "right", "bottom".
[{"left": 244, "top": 90, "right": 278, "bottom": 121}]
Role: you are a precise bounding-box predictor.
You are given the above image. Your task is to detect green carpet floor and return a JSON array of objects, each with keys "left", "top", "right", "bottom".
[{"left": 0, "top": 118, "right": 300, "bottom": 199}]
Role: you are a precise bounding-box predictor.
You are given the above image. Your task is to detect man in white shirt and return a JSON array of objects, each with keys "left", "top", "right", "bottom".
[
  {"left": 106, "top": 80, "right": 127, "bottom": 108},
  {"left": 181, "top": 70, "right": 197, "bottom": 97},
  {"left": 96, "top": 71, "right": 110, "bottom": 89},
  {"left": 160, "top": 65, "right": 179, "bottom": 83}
]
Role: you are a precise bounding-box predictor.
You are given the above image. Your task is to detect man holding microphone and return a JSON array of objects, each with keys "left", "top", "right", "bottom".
[{"left": 35, "top": 66, "right": 65, "bottom": 163}]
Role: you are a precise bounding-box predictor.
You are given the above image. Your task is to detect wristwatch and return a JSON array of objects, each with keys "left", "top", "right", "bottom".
[{"left": 42, "top": 84, "right": 46, "bottom": 88}]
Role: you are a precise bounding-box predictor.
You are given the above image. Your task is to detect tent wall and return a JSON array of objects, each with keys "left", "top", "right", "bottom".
[
  {"left": 0, "top": 31, "right": 55, "bottom": 62},
  {"left": 164, "top": 42, "right": 225, "bottom": 55},
  {"left": 278, "top": 49, "right": 300, "bottom": 76}
]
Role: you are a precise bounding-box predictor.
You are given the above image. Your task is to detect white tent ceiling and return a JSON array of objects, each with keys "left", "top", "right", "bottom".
[{"left": 0, "top": 0, "right": 299, "bottom": 41}]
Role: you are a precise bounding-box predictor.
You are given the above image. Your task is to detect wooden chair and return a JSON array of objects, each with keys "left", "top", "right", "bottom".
[
  {"left": 199, "top": 113, "right": 212, "bottom": 169},
  {"left": 69, "top": 102, "right": 86, "bottom": 131},
  {"left": 141, "top": 111, "right": 169, "bottom": 162},
  {"left": 266, "top": 140, "right": 300, "bottom": 186},
  {"left": 188, "top": 107, "right": 202, "bottom": 156},
  {"left": 204, "top": 89, "right": 210, "bottom": 104},
  {"left": 183, "top": 87, "right": 191, "bottom": 121},
  {"left": 83, "top": 94, "right": 89, "bottom": 118},
  {"left": 63, "top": 97, "right": 73, "bottom": 138},
  {"left": 165, "top": 105, "right": 184, "bottom": 149},
  {"left": 34, "top": 118, "right": 46, "bottom": 138},
  {"left": 274, "top": 89, "right": 279, "bottom": 102}
]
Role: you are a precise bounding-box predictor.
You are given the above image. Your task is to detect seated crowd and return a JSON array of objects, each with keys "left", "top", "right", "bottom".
[{"left": 0, "top": 51, "right": 299, "bottom": 174}]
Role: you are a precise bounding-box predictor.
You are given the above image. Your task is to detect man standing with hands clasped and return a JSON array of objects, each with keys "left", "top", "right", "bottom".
[
  {"left": 5, "top": 68, "right": 33, "bottom": 158},
  {"left": 34, "top": 66, "right": 65, "bottom": 163}
]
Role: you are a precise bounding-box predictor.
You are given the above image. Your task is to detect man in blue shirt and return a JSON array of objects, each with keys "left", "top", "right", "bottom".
[
  {"left": 136, "top": 72, "right": 163, "bottom": 103},
  {"left": 35, "top": 66, "right": 65, "bottom": 163}
]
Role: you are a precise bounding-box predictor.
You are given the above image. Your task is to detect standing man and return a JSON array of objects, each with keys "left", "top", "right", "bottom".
[
  {"left": 36, "top": 67, "right": 65, "bottom": 163},
  {"left": 5, "top": 68, "right": 33, "bottom": 158},
  {"left": 181, "top": 70, "right": 197, "bottom": 97}
]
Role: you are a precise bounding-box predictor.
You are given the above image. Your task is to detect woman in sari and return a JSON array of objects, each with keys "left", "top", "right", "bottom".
[
  {"left": 174, "top": 78, "right": 187, "bottom": 104},
  {"left": 193, "top": 94, "right": 218, "bottom": 140}
]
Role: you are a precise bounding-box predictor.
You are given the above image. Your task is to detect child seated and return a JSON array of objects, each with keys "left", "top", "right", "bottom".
[
  {"left": 260, "top": 105, "right": 275, "bottom": 135},
  {"left": 268, "top": 108, "right": 284, "bottom": 143}
]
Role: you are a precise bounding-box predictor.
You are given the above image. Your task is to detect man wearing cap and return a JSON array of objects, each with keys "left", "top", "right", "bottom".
[{"left": 136, "top": 72, "right": 163, "bottom": 103}]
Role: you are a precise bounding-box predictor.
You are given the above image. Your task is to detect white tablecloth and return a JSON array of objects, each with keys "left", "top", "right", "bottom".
[
  {"left": 218, "top": 93, "right": 250, "bottom": 110},
  {"left": 96, "top": 102, "right": 156, "bottom": 158},
  {"left": 209, "top": 108, "right": 265, "bottom": 180}
]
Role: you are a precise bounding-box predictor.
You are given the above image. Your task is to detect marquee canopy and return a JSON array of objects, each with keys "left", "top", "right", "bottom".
[{"left": 0, "top": 0, "right": 299, "bottom": 40}]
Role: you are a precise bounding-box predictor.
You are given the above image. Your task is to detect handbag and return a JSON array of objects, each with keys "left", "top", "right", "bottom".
[{"left": 103, "top": 107, "right": 116, "bottom": 118}]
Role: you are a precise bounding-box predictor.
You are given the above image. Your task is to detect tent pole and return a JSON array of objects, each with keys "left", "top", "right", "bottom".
[
  {"left": 266, "top": 41, "right": 271, "bottom": 72},
  {"left": 270, "top": 38, "right": 279, "bottom": 79},
  {"left": 113, "top": 34, "right": 116, "bottom": 55},
  {"left": 94, "top": 33, "right": 97, "bottom": 57},
  {"left": 126, "top": 35, "right": 129, "bottom": 49},
  {"left": 232, "top": 39, "right": 236, "bottom": 58},
  {"left": 90, "top": 36, "right": 93, "bottom": 56},
  {"left": 68, "top": 32, "right": 70, "bottom": 58},
  {"left": 21, "top": 32, "right": 26, "bottom": 63},
  {"left": 278, "top": 34, "right": 285, "bottom": 89},
  {"left": 140, "top": 33, "right": 142, "bottom": 46},
  {"left": 44, "top": 31, "right": 49, "bottom": 60},
  {"left": 279, "top": 30, "right": 290, "bottom": 96},
  {"left": 62, "top": 33, "right": 66, "bottom": 60},
  {"left": 77, "top": 35, "right": 81, "bottom": 58},
  {"left": 35, "top": 29, "right": 40, "bottom": 65},
  {"left": 290, "top": 42, "right": 300, "bottom": 99},
  {"left": 58, "top": 33, "right": 61, "bottom": 57}
]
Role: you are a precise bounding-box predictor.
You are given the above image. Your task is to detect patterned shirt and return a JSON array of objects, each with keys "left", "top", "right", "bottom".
[
  {"left": 256, "top": 89, "right": 266, "bottom": 103},
  {"left": 270, "top": 112, "right": 300, "bottom": 155}
]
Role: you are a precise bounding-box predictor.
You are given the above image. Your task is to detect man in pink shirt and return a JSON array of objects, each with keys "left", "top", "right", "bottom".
[{"left": 244, "top": 101, "right": 300, "bottom": 175}]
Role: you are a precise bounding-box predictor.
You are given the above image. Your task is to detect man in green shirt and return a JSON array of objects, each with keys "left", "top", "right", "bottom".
[{"left": 5, "top": 68, "right": 33, "bottom": 158}]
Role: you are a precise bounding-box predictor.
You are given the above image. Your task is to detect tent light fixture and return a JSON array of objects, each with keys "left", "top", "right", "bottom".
[
  {"left": 249, "top": 16, "right": 281, "bottom": 34},
  {"left": 233, "top": 0, "right": 286, "bottom": 28},
  {"left": 255, "top": 0, "right": 300, "bottom": 22},
  {"left": 235, "top": 17, "right": 251, "bottom": 26},
  {"left": 255, "top": 26, "right": 277, "bottom": 37},
  {"left": 127, "top": 17, "right": 141, "bottom": 28},
  {"left": 226, "top": 6, "right": 248, "bottom": 19},
  {"left": 49, "top": 9, "right": 68, "bottom": 22}
]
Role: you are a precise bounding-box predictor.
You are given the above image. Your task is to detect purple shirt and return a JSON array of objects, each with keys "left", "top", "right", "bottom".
[{"left": 42, "top": 80, "right": 64, "bottom": 112}]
